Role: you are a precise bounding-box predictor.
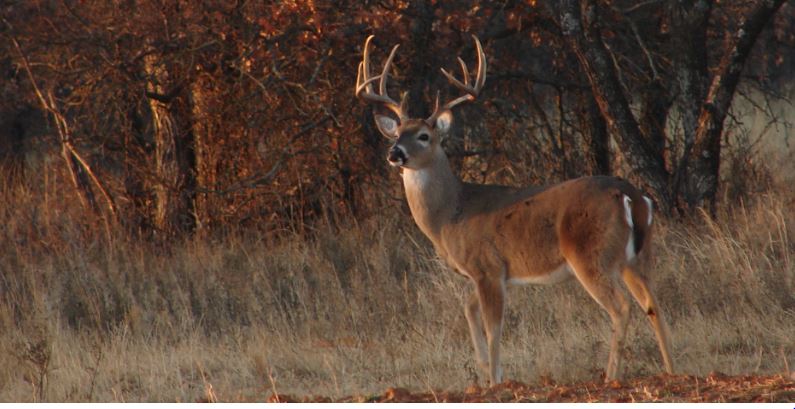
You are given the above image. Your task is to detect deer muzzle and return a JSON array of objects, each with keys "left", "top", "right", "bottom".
[{"left": 387, "top": 145, "right": 407, "bottom": 167}]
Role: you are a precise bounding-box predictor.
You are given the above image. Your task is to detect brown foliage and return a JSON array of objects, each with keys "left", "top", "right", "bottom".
[{"left": 0, "top": 0, "right": 793, "bottom": 237}]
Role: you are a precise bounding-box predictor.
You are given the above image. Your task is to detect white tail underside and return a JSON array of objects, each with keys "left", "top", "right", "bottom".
[{"left": 623, "top": 195, "right": 636, "bottom": 261}]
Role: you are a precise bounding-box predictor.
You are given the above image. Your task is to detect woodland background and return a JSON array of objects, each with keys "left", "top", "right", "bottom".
[{"left": 0, "top": 0, "right": 793, "bottom": 402}]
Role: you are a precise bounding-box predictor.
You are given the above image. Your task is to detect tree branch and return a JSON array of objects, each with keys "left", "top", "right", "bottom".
[
  {"left": 559, "top": 0, "right": 672, "bottom": 208},
  {"left": 684, "top": 0, "right": 788, "bottom": 211},
  {"left": 8, "top": 24, "right": 118, "bottom": 222}
]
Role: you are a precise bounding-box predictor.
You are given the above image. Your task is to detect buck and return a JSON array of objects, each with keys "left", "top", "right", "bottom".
[{"left": 355, "top": 35, "right": 674, "bottom": 385}]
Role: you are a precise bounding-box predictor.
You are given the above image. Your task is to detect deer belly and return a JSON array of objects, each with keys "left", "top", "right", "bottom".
[{"left": 507, "top": 263, "right": 573, "bottom": 286}]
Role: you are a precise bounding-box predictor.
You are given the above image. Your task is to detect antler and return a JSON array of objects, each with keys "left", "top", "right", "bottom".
[
  {"left": 428, "top": 35, "right": 487, "bottom": 123},
  {"left": 355, "top": 35, "right": 407, "bottom": 121}
]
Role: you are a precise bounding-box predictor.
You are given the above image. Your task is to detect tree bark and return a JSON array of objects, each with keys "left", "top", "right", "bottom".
[
  {"left": 560, "top": 0, "right": 672, "bottom": 209},
  {"left": 144, "top": 52, "right": 195, "bottom": 235},
  {"left": 61, "top": 139, "right": 99, "bottom": 213},
  {"left": 683, "top": 0, "right": 787, "bottom": 212},
  {"left": 406, "top": 0, "right": 435, "bottom": 118},
  {"left": 582, "top": 91, "right": 610, "bottom": 175},
  {"left": 190, "top": 73, "right": 217, "bottom": 234},
  {"left": 670, "top": 0, "right": 712, "bottom": 143},
  {"left": 122, "top": 106, "right": 148, "bottom": 234},
  {"left": 11, "top": 36, "right": 116, "bottom": 221},
  {"left": 668, "top": 0, "right": 712, "bottom": 211},
  {"left": 639, "top": 79, "right": 671, "bottom": 169},
  {"left": 0, "top": 108, "right": 29, "bottom": 189}
]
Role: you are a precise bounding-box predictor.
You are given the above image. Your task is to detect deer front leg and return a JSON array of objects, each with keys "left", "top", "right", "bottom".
[
  {"left": 464, "top": 290, "right": 489, "bottom": 375},
  {"left": 475, "top": 276, "right": 506, "bottom": 385}
]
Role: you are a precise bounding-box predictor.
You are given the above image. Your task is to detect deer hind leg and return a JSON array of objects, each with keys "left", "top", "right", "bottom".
[
  {"left": 464, "top": 290, "right": 489, "bottom": 374},
  {"left": 621, "top": 266, "right": 674, "bottom": 374},
  {"left": 475, "top": 277, "right": 506, "bottom": 385},
  {"left": 567, "top": 258, "right": 630, "bottom": 381}
]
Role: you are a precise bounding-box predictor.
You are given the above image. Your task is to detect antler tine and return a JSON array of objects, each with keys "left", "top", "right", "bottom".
[
  {"left": 428, "top": 35, "right": 488, "bottom": 123},
  {"left": 354, "top": 35, "right": 407, "bottom": 120},
  {"left": 379, "top": 44, "right": 400, "bottom": 96},
  {"left": 361, "top": 35, "right": 374, "bottom": 92},
  {"left": 399, "top": 91, "right": 409, "bottom": 114},
  {"left": 457, "top": 57, "right": 470, "bottom": 86},
  {"left": 473, "top": 34, "right": 487, "bottom": 90},
  {"left": 440, "top": 67, "right": 471, "bottom": 93},
  {"left": 356, "top": 61, "right": 363, "bottom": 94},
  {"left": 356, "top": 63, "right": 383, "bottom": 96}
]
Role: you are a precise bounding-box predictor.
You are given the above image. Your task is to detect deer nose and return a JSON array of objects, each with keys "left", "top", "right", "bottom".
[{"left": 387, "top": 146, "right": 407, "bottom": 166}]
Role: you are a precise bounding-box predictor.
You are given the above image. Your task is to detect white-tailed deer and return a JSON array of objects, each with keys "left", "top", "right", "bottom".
[{"left": 355, "top": 35, "right": 674, "bottom": 385}]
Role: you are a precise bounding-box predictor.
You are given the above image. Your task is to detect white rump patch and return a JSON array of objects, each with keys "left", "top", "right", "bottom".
[
  {"left": 643, "top": 195, "right": 653, "bottom": 226},
  {"left": 622, "top": 195, "right": 633, "bottom": 229},
  {"left": 623, "top": 195, "right": 636, "bottom": 260}
]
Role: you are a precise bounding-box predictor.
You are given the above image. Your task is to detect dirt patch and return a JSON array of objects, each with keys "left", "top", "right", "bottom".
[{"left": 268, "top": 373, "right": 795, "bottom": 403}]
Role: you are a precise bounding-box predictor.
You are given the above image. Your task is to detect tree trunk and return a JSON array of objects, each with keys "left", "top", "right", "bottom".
[
  {"left": 668, "top": 0, "right": 712, "bottom": 211},
  {"left": 0, "top": 107, "right": 29, "bottom": 189},
  {"left": 406, "top": 0, "right": 435, "bottom": 118},
  {"left": 11, "top": 36, "right": 114, "bottom": 219},
  {"left": 144, "top": 53, "right": 195, "bottom": 236},
  {"left": 560, "top": 0, "right": 672, "bottom": 209},
  {"left": 639, "top": 79, "right": 671, "bottom": 170},
  {"left": 61, "top": 141, "right": 99, "bottom": 214},
  {"left": 190, "top": 73, "right": 217, "bottom": 234},
  {"left": 683, "top": 0, "right": 787, "bottom": 212},
  {"left": 122, "top": 106, "right": 148, "bottom": 234},
  {"left": 582, "top": 92, "right": 610, "bottom": 175}
]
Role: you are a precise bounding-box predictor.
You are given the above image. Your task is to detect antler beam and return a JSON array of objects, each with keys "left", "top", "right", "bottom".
[
  {"left": 428, "top": 35, "right": 487, "bottom": 123},
  {"left": 355, "top": 35, "right": 407, "bottom": 121}
]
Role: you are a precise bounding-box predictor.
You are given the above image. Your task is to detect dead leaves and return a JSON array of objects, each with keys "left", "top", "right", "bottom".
[{"left": 267, "top": 374, "right": 795, "bottom": 403}]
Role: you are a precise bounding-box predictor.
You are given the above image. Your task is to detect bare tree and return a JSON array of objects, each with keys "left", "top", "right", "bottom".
[{"left": 559, "top": 0, "right": 789, "bottom": 213}]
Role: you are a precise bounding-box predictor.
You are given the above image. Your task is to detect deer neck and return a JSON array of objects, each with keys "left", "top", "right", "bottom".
[{"left": 401, "top": 151, "right": 461, "bottom": 241}]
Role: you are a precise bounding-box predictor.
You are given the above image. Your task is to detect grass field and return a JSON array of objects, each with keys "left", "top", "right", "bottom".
[{"left": 1, "top": 171, "right": 793, "bottom": 402}]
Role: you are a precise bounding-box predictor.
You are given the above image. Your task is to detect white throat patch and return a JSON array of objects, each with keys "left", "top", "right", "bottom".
[{"left": 403, "top": 168, "right": 431, "bottom": 190}]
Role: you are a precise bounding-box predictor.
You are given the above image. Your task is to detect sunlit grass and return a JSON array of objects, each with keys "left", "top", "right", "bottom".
[{"left": 1, "top": 173, "right": 793, "bottom": 401}]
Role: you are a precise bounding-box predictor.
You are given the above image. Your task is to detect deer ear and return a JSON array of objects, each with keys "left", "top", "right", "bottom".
[
  {"left": 434, "top": 110, "right": 453, "bottom": 135},
  {"left": 374, "top": 114, "right": 399, "bottom": 139}
]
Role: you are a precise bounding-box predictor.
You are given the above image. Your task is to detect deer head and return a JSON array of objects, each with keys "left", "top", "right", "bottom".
[{"left": 355, "top": 35, "right": 487, "bottom": 170}]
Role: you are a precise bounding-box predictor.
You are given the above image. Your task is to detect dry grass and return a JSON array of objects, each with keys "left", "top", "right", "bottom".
[{"left": 0, "top": 173, "right": 793, "bottom": 402}]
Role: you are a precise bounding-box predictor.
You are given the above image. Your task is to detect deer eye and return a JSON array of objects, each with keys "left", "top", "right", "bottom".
[{"left": 418, "top": 133, "right": 430, "bottom": 142}]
